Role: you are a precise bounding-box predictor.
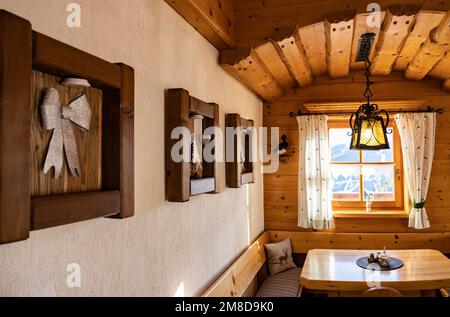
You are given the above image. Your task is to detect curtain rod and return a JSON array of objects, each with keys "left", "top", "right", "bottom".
[{"left": 288, "top": 106, "right": 445, "bottom": 117}]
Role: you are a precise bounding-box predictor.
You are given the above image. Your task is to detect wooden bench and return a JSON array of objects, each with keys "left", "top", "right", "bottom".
[
  {"left": 202, "top": 232, "right": 270, "bottom": 297},
  {"left": 202, "top": 231, "right": 303, "bottom": 297},
  {"left": 203, "top": 230, "right": 450, "bottom": 297}
]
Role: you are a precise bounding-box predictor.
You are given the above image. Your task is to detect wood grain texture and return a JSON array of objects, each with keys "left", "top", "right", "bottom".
[
  {"left": 220, "top": 5, "right": 450, "bottom": 102},
  {"left": 31, "top": 71, "right": 102, "bottom": 197},
  {"left": 233, "top": 0, "right": 449, "bottom": 49},
  {"left": 395, "top": 10, "right": 445, "bottom": 71},
  {"left": 253, "top": 42, "right": 294, "bottom": 89},
  {"left": 371, "top": 7, "right": 417, "bottom": 75},
  {"left": 164, "top": 0, "right": 236, "bottom": 49},
  {"left": 31, "top": 191, "right": 120, "bottom": 230},
  {"left": 202, "top": 231, "right": 270, "bottom": 297},
  {"left": 299, "top": 22, "right": 328, "bottom": 76},
  {"left": 225, "top": 113, "right": 241, "bottom": 188},
  {"left": 276, "top": 28, "right": 313, "bottom": 87},
  {"left": 165, "top": 89, "right": 221, "bottom": 201},
  {"left": 165, "top": 89, "right": 191, "bottom": 202},
  {"left": 429, "top": 52, "right": 450, "bottom": 79},
  {"left": 117, "top": 63, "right": 135, "bottom": 218},
  {"left": 300, "top": 249, "right": 450, "bottom": 291},
  {"left": 351, "top": 12, "right": 386, "bottom": 70},
  {"left": 33, "top": 32, "right": 122, "bottom": 89},
  {"left": 226, "top": 114, "right": 255, "bottom": 188},
  {"left": 405, "top": 10, "right": 450, "bottom": 80},
  {"left": 0, "top": 10, "right": 32, "bottom": 243},
  {"left": 325, "top": 14, "right": 354, "bottom": 78},
  {"left": 229, "top": 52, "right": 284, "bottom": 102},
  {"left": 270, "top": 231, "right": 450, "bottom": 253}
]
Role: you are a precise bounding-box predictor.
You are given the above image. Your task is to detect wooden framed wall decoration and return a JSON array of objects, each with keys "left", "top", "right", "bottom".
[
  {"left": 226, "top": 114, "right": 255, "bottom": 188},
  {"left": 0, "top": 10, "right": 134, "bottom": 244},
  {"left": 165, "top": 89, "right": 220, "bottom": 202}
]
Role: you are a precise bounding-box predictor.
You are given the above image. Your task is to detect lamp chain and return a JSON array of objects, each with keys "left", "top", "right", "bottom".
[{"left": 364, "top": 54, "right": 373, "bottom": 107}]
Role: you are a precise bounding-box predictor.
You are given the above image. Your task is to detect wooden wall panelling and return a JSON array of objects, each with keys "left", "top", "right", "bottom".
[
  {"left": 324, "top": 13, "right": 355, "bottom": 78},
  {"left": 371, "top": 6, "right": 418, "bottom": 75},
  {"left": 444, "top": 78, "right": 450, "bottom": 90},
  {"left": 164, "top": 0, "right": 236, "bottom": 49},
  {"left": 0, "top": 10, "right": 32, "bottom": 244},
  {"left": 351, "top": 12, "right": 386, "bottom": 70},
  {"left": 202, "top": 231, "right": 270, "bottom": 297},
  {"left": 281, "top": 77, "right": 449, "bottom": 102},
  {"left": 276, "top": 28, "right": 313, "bottom": 87},
  {"left": 253, "top": 42, "right": 294, "bottom": 89},
  {"left": 395, "top": 10, "right": 446, "bottom": 71},
  {"left": 405, "top": 10, "right": 450, "bottom": 80},
  {"left": 269, "top": 231, "right": 450, "bottom": 253},
  {"left": 302, "top": 100, "right": 427, "bottom": 113},
  {"left": 298, "top": 22, "right": 328, "bottom": 77},
  {"left": 263, "top": 78, "right": 450, "bottom": 235}
]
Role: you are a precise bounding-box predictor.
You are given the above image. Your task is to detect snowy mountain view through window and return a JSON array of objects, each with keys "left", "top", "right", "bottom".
[{"left": 329, "top": 128, "right": 395, "bottom": 202}]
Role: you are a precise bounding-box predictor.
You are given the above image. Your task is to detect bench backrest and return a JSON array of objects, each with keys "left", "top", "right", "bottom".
[{"left": 202, "top": 231, "right": 269, "bottom": 297}]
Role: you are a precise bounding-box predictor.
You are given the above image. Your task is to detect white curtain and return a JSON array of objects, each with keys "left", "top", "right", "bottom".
[
  {"left": 297, "top": 115, "right": 334, "bottom": 230},
  {"left": 394, "top": 113, "right": 436, "bottom": 229}
]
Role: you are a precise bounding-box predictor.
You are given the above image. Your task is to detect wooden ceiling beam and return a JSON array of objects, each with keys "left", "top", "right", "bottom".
[
  {"left": 276, "top": 28, "right": 313, "bottom": 87},
  {"left": 395, "top": 10, "right": 446, "bottom": 70},
  {"left": 371, "top": 5, "right": 419, "bottom": 75},
  {"left": 222, "top": 51, "right": 284, "bottom": 102},
  {"left": 216, "top": 4, "right": 450, "bottom": 102},
  {"left": 405, "top": 10, "right": 450, "bottom": 80},
  {"left": 429, "top": 51, "right": 450, "bottom": 79},
  {"left": 253, "top": 42, "right": 294, "bottom": 89},
  {"left": 432, "top": 9, "right": 450, "bottom": 44},
  {"left": 325, "top": 11, "right": 355, "bottom": 78},
  {"left": 233, "top": 0, "right": 450, "bottom": 49},
  {"left": 405, "top": 39, "right": 448, "bottom": 79},
  {"left": 299, "top": 22, "right": 328, "bottom": 76},
  {"left": 164, "top": 0, "right": 236, "bottom": 49},
  {"left": 351, "top": 11, "right": 386, "bottom": 70}
]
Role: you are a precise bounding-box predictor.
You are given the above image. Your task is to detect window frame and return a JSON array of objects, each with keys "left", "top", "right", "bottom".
[{"left": 328, "top": 118, "right": 404, "bottom": 212}]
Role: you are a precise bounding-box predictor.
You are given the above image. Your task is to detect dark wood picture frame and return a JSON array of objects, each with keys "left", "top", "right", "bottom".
[
  {"left": 165, "top": 89, "right": 220, "bottom": 202},
  {"left": 0, "top": 10, "right": 134, "bottom": 244},
  {"left": 226, "top": 113, "right": 255, "bottom": 188}
]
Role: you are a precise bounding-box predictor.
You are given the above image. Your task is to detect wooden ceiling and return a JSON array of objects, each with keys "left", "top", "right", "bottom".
[{"left": 166, "top": 1, "right": 450, "bottom": 102}]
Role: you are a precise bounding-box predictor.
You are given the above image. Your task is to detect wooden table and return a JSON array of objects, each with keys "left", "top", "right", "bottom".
[{"left": 300, "top": 249, "right": 450, "bottom": 296}]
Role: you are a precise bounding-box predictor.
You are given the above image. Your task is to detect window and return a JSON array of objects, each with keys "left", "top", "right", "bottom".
[{"left": 328, "top": 119, "right": 403, "bottom": 211}]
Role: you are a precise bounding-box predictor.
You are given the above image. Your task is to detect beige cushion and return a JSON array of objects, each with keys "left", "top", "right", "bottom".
[
  {"left": 256, "top": 267, "right": 301, "bottom": 297},
  {"left": 264, "top": 238, "right": 295, "bottom": 275}
]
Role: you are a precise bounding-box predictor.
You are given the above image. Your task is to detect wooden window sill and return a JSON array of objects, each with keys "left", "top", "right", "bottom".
[{"left": 333, "top": 211, "right": 409, "bottom": 219}]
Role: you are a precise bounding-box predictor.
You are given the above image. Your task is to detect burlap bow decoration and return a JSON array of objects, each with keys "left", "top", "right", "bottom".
[{"left": 41, "top": 88, "right": 92, "bottom": 178}]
